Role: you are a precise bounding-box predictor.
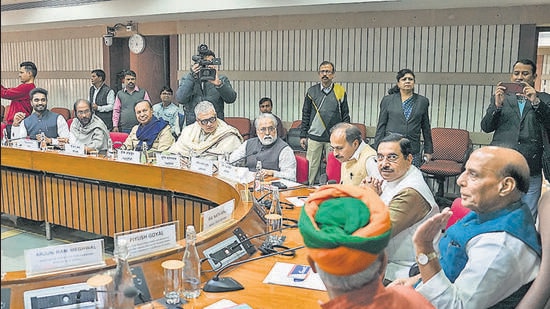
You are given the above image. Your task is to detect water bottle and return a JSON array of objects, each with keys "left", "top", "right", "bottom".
[
  {"left": 141, "top": 143, "right": 149, "bottom": 164},
  {"left": 106, "top": 139, "right": 115, "bottom": 159},
  {"left": 39, "top": 132, "right": 47, "bottom": 151},
  {"left": 182, "top": 225, "right": 201, "bottom": 299},
  {"left": 113, "top": 239, "right": 136, "bottom": 308},
  {"left": 254, "top": 161, "right": 264, "bottom": 192},
  {"left": 265, "top": 186, "right": 283, "bottom": 246}
]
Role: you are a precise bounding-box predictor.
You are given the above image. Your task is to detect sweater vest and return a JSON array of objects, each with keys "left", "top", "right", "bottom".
[
  {"left": 439, "top": 201, "right": 541, "bottom": 282},
  {"left": 245, "top": 137, "right": 287, "bottom": 171},
  {"left": 90, "top": 84, "right": 113, "bottom": 129},
  {"left": 25, "top": 110, "right": 60, "bottom": 139},
  {"left": 118, "top": 89, "right": 145, "bottom": 131}
]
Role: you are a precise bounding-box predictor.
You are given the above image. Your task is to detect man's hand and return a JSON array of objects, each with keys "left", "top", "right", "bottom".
[
  {"left": 360, "top": 176, "right": 383, "bottom": 195},
  {"left": 300, "top": 138, "right": 307, "bottom": 150},
  {"left": 413, "top": 207, "right": 453, "bottom": 251},
  {"left": 209, "top": 67, "right": 222, "bottom": 87},
  {"left": 112, "top": 127, "right": 119, "bottom": 132},
  {"left": 12, "top": 112, "right": 26, "bottom": 127},
  {"left": 521, "top": 82, "right": 539, "bottom": 106},
  {"left": 92, "top": 103, "right": 99, "bottom": 111},
  {"left": 494, "top": 82, "right": 506, "bottom": 108}
]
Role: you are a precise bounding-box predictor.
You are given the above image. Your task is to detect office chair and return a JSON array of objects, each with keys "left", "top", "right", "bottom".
[
  {"left": 51, "top": 107, "right": 71, "bottom": 121},
  {"left": 420, "top": 127, "right": 472, "bottom": 200},
  {"left": 326, "top": 151, "right": 342, "bottom": 184},
  {"left": 225, "top": 117, "right": 252, "bottom": 140},
  {"left": 295, "top": 153, "right": 309, "bottom": 184}
]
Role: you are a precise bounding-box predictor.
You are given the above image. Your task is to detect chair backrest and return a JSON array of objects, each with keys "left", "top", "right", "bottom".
[
  {"left": 446, "top": 198, "right": 471, "bottom": 229},
  {"left": 225, "top": 117, "right": 252, "bottom": 140},
  {"left": 290, "top": 120, "right": 302, "bottom": 129},
  {"left": 109, "top": 132, "right": 129, "bottom": 149},
  {"left": 351, "top": 122, "right": 367, "bottom": 142},
  {"left": 66, "top": 118, "right": 74, "bottom": 128},
  {"left": 51, "top": 107, "right": 71, "bottom": 121},
  {"left": 1, "top": 105, "right": 5, "bottom": 121},
  {"left": 430, "top": 128, "right": 472, "bottom": 163},
  {"left": 295, "top": 153, "right": 309, "bottom": 184},
  {"left": 326, "top": 151, "right": 342, "bottom": 183},
  {"left": 4, "top": 105, "right": 10, "bottom": 121}
]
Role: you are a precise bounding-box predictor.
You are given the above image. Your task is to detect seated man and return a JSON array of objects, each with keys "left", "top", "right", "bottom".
[
  {"left": 168, "top": 100, "right": 242, "bottom": 160},
  {"left": 153, "top": 86, "right": 185, "bottom": 138},
  {"left": 329, "top": 122, "right": 376, "bottom": 185},
  {"left": 229, "top": 113, "right": 297, "bottom": 181},
  {"left": 60, "top": 99, "right": 110, "bottom": 154},
  {"left": 11, "top": 87, "right": 69, "bottom": 147},
  {"left": 123, "top": 100, "right": 174, "bottom": 152},
  {"left": 362, "top": 133, "right": 439, "bottom": 282},
  {"left": 251, "top": 97, "right": 285, "bottom": 138},
  {"left": 298, "top": 184, "right": 435, "bottom": 308},
  {"left": 403, "top": 146, "right": 541, "bottom": 308}
]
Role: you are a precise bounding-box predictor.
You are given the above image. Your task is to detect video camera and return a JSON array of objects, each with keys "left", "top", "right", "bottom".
[{"left": 192, "top": 44, "right": 222, "bottom": 82}]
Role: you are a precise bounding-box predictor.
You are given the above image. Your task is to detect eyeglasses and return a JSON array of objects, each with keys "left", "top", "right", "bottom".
[
  {"left": 76, "top": 109, "right": 91, "bottom": 116},
  {"left": 258, "top": 126, "right": 276, "bottom": 133},
  {"left": 375, "top": 153, "right": 400, "bottom": 163},
  {"left": 198, "top": 116, "right": 217, "bottom": 125},
  {"left": 319, "top": 70, "right": 333, "bottom": 75}
]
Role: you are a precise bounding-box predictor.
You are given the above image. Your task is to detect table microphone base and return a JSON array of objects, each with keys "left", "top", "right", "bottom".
[{"left": 203, "top": 277, "right": 244, "bottom": 292}]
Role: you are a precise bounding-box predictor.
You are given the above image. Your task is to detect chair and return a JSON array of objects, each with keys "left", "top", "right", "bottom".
[
  {"left": 51, "top": 107, "right": 71, "bottom": 121},
  {"left": 225, "top": 117, "right": 252, "bottom": 140},
  {"left": 326, "top": 151, "right": 342, "bottom": 184},
  {"left": 290, "top": 120, "right": 302, "bottom": 129},
  {"left": 109, "top": 132, "right": 129, "bottom": 149},
  {"left": 1, "top": 122, "right": 6, "bottom": 140},
  {"left": 66, "top": 118, "right": 74, "bottom": 128},
  {"left": 445, "top": 198, "right": 471, "bottom": 229},
  {"left": 1, "top": 105, "right": 5, "bottom": 122},
  {"left": 4, "top": 105, "right": 10, "bottom": 121},
  {"left": 420, "top": 128, "right": 472, "bottom": 198},
  {"left": 295, "top": 153, "right": 309, "bottom": 184},
  {"left": 351, "top": 122, "right": 368, "bottom": 142}
]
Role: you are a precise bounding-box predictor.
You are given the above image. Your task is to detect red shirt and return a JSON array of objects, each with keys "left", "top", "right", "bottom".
[{"left": 1, "top": 83, "right": 35, "bottom": 125}]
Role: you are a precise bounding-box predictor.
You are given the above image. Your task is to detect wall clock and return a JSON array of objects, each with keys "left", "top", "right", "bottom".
[{"left": 128, "top": 34, "right": 146, "bottom": 54}]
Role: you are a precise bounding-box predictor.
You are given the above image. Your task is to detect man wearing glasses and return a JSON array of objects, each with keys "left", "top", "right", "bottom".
[
  {"left": 168, "top": 101, "right": 241, "bottom": 160},
  {"left": 59, "top": 99, "right": 110, "bottom": 154},
  {"left": 300, "top": 61, "right": 350, "bottom": 185},
  {"left": 229, "top": 113, "right": 296, "bottom": 181},
  {"left": 361, "top": 133, "right": 439, "bottom": 283}
]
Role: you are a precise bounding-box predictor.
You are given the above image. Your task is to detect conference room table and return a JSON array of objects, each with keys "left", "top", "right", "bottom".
[{"left": 0, "top": 146, "right": 330, "bottom": 308}]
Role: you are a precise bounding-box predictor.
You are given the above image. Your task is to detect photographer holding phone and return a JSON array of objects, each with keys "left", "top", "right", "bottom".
[{"left": 481, "top": 59, "right": 550, "bottom": 221}]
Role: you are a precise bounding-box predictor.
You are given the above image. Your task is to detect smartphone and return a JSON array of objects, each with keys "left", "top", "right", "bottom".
[
  {"left": 501, "top": 82, "right": 525, "bottom": 95},
  {"left": 271, "top": 181, "right": 287, "bottom": 189}
]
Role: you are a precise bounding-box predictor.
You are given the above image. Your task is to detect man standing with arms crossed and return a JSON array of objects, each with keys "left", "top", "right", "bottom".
[
  {"left": 300, "top": 61, "right": 350, "bottom": 185},
  {"left": 1, "top": 61, "right": 37, "bottom": 136}
]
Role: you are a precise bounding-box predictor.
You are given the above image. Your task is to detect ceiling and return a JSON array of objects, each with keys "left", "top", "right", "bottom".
[{"left": 1, "top": 0, "right": 550, "bottom": 32}]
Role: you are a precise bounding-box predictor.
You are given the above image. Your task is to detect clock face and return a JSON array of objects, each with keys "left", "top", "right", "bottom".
[{"left": 128, "top": 34, "right": 146, "bottom": 54}]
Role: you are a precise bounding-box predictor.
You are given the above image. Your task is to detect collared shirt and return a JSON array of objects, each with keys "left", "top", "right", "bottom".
[
  {"left": 91, "top": 83, "right": 115, "bottom": 113},
  {"left": 112, "top": 86, "right": 151, "bottom": 127},
  {"left": 417, "top": 232, "right": 540, "bottom": 308},
  {"left": 11, "top": 112, "right": 69, "bottom": 145},
  {"left": 153, "top": 102, "right": 183, "bottom": 136}
]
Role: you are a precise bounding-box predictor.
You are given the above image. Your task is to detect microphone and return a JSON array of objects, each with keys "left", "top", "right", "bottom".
[
  {"left": 203, "top": 245, "right": 305, "bottom": 293},
  {"left": 229, "top": 150, "right": 259, "bottom": 165}
]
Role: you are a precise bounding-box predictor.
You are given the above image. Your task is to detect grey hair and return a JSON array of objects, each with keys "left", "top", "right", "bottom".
[
  {"left": 254, "top": 113, "right": 278, "bottom": 129},
  {"left": 315, "top": 253, "right": 384, "bottom": 293},
  {"left": 194, "top": 101, "right": 216, "bottom": 116}
]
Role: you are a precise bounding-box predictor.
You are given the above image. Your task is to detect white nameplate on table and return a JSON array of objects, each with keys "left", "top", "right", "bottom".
[
  {"left": 202, "top": 199, "right": 235, "bottom": 232},
  {"left": 155, "top": 153, "right": 181, "bottom": 169},
  {"left": 14, "top": 139, "right": 39, "bottom": 150},
  {"left": 64, "top": 143, "right": 85, "bottom": 156},
  {"left": 114, "top": 222, "right": 179, "bottom": 259},
  {"left": 217, "top": 161, "right": 236, "bottom": 180},
  {"left": 116, "top": 149, "right": 141, "bottom": 164},
  {"left": 190, "top": 156, "right": 214, "bottom": 176},
  {"left": 24, "top": 239, "right": 105, "bottom": 277}
]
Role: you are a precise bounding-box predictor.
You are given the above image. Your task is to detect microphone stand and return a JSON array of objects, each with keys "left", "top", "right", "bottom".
[{"left": 203, "top": 245, "right": 305, "bottom": 293}]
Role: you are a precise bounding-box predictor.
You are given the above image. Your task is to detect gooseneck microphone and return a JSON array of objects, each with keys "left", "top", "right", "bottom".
[
  {"left": 203, "top": 245, "right": 305, "bottom": 293},
  {"left": 229, "top": 150, "right": 259, "bottom": 165}
]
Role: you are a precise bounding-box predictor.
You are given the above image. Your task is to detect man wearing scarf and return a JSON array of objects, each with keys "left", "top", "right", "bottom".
[
  {"left": 299, "top": 185, "right": 434, "bottom": 308},
  {"left": 61, "top": 99, "right": 110, "bottom": 153},
  {"left": 229, "top": 113, "right": 296, "bottom": 181},
  {"left": 168, "top": 101, "right": 242, "bottom": 160},
  {"left": 122, "top": 100, "right": 174, "bottom": 151}
]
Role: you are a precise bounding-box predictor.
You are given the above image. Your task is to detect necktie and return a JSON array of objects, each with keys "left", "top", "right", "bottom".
[{"left": 403, "top": 99, "right": 413, "bottom": 120}]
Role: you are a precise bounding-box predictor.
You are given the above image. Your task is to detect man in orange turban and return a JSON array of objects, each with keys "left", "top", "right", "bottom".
[{"left": 299, "top": 184, "right": 434, "bottom": 308}]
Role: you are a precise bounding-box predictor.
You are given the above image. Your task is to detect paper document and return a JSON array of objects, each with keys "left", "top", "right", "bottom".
[{"left": 263, "top": 262, "right": 327, "bottom": 291}]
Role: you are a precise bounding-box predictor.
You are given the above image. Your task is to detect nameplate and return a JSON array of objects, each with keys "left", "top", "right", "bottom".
[
  {"left": 116, "top": 149, "right": 141, "bottom": 164},
  {"left": 64, "top": 143, "right": 85, "bottom": 156},
  {"left": 190, "top": 156, "right": 214, "bottom": 176},
  {"left": 25, "top": 239, "right": 105, "bottom": 277},
  {"left": 155, "top": 153, "right": 182, "bottom": 169},
  {"left": 218, "top": 161, "right": 236, "bottom": 180},
  {"left": 114, "top": 222, "right": 179, "bottom": 259},
  {"left": 14, "top": 139, "right": 39, "bottom": 150},
  {"left": 202, "top": 199, "right": 235, "bottom": 232}
]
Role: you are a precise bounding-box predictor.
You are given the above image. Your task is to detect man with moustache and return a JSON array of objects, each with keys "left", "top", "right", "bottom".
[
  {"left": 60, "top": 99, "right": 110, "bottom": 154},
  {"left": 11, "top": 87, "right": 69, "bottom": 146},
  {"left": 89, "top": 69, "right": 115, "bottom": 130},
  {"left": 122, "top": 100, "right": 174, "bottom": 152},
  {"left": 329, "top": 122, "right": 377, "bottom": 185},
  {"left": 362, "top": 133, "right": 438, "bottom": 283},
  {"left": 229, "top": 113, "right": 297, "bottom": 181},
  {"left": 112, "top": 70, "right": 151, "bottom": 133}
]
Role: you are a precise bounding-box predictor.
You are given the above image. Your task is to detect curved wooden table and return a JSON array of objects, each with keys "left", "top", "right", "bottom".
[{"left": 1, "top": 147, "right": 329, "bottom": 308}]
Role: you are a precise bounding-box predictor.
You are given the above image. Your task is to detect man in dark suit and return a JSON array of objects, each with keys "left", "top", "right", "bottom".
[
  {"left": 481, "top": 58, "right": 550, "bottom": 221},
  {"left": 373, "top": 69, "right": 433, "bottom": 167}
]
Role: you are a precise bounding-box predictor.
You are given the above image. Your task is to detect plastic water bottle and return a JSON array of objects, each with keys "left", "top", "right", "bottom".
[
  {"left": 39, "top": 132, "right": 47, "bottom": 151},
  {"left": 113, "top": 239, "right": 136, "bottom": 308},
  {"left": 265, "top": 186, "right": 283, "bottom": 246},
  {"left": 254, "top": 161, "right": 264, "bottom": 192},
  {"left": 182, "top": 225, "right": 201, "bottom": 299},
  {"left": 106, "top": 139, "right": 115, "bottom": 159}
]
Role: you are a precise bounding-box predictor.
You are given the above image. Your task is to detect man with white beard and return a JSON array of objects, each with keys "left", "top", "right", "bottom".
[{"left": 229, "top": 113, "right": 297, "bottom": 181}]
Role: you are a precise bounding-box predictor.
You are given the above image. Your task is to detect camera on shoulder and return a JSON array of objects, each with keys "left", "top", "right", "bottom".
[{"left": 192, "top": 43, "right": 222, "bottom": 82}]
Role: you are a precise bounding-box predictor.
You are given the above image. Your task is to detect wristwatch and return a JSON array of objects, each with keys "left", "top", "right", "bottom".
[{"left": 416, "top": 252, "right": 437, "bottom": 266}]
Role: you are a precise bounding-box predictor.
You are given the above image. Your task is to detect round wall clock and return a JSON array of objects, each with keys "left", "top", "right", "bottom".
[{"left": 128, "top": 34, "right": 146, "bottom": 54}]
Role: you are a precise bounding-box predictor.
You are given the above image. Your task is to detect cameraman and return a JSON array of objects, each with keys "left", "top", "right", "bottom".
[{"left": 175, "top": 47, "right": 237, "bottom": 125}]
